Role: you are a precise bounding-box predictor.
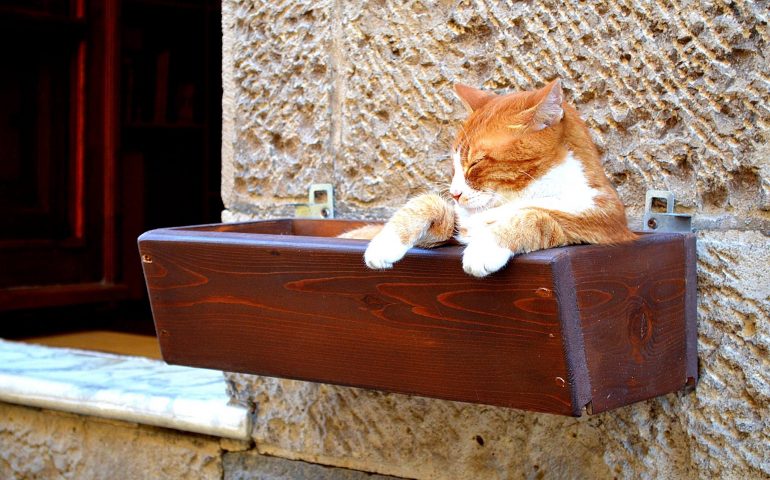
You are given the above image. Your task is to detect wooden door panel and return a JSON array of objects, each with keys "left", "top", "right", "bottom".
[
  {"left": 0, "top": 2, "right": 73, "bottom": 16},
  {"left": 0, "top": 2, "right": 123, "bottom": 310},
  {"left": 1, "top": 38, "right": 74, "bottom": 238}
]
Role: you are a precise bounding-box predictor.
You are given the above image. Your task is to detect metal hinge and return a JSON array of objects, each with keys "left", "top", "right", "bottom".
[
  {"left": 294, "top": 183, "right": 334, "bottom": 219},
  {"left": 642, "top": 190, "right": 692, "bottom": 233}
]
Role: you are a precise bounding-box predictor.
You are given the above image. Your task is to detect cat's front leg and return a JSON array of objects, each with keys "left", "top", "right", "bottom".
[
  {"left": 364, "top": 193, "right": 455, "bottom": 269},
  {"left": 461, "top": 227, "right": 512, "bottom": 277},
  {"left": 364, "top": 227, "right": 412, "bottom": 269},
  {"left": 456, "top": 205, "right": 512, "bottom": 277},
  {"left": 461, "top": 207, "right": 569, "bottom": 277}
]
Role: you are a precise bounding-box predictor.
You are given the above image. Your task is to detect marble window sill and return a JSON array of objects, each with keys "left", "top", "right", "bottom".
[{"left": 0, "top": 339, "right": 250, "bottom": 440}]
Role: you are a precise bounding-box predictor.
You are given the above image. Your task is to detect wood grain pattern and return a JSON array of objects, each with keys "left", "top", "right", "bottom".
[
  {"left": 139, "top": 220, "right": 697, "bottom": 416},
  {"left": 566, "top": 233, "right": 693, "bottom": 413}
]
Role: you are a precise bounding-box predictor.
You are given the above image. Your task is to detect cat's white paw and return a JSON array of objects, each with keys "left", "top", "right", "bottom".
[
  {"left": 364, "top": 227, "right": 411, "bottom": 269},
  {"left": 462, "top": 234, "right": 511, "bottom": 277}
]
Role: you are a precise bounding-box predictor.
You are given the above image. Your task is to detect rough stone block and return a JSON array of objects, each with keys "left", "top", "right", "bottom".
[
  {"left": 224, "top": 451, "right": 400, "bottom": 480},
  {"left": 220, "top": 0, "right": 770, "bottom": 478},
  {"left": 223, "top": 0, "right": 336, "bottom": 212},
  {"left": 0, "top": 403, "right": 223, "bottom": 480},
  {"left": 223, "top": 0, "right": 770, "bottom": 221}
]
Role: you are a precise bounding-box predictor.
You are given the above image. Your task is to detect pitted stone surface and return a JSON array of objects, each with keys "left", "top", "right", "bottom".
[
  {"left": 221, "top": 1, "right": 770, "bottom": 478},
  {"left": 225, "top": 230, "right": 769, "bottom": 479},
  {"left": 226, "top": 0, "right": 336, "bottom": 208},
  {"left": 0, "top": 403, "right": 223, "bottom": 480},
  {"left": 224, "top": 450, "right": 401, "bottom": 480},
  {"left": 223, "top": 0, "right": 770, "bottom": 220}
]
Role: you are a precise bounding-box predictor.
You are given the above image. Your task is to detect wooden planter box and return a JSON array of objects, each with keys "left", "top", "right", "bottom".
[{"left": 138, "top": 219, "right": 697, "bottom": 416}]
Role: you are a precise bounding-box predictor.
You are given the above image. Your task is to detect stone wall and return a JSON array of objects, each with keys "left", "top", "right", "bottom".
[
  {"left": 222, "top": 1, "right": 769, "bottom": 478},
  {"left": 0, "top": 402, "right": 396, "bottom": 480},
  {"left": 0, "top": 402, "right": 226, "bottom": 479}
]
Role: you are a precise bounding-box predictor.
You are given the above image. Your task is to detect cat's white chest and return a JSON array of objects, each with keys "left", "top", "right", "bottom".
[
  {"left": 454, "top": 208, "right": 484, "bottom": 245},
  {"left": 510, "top": 152, "right": 599, "bottom": 213},
  {"left": 454, "top": 151, "right": 598, "bottom": 244}
]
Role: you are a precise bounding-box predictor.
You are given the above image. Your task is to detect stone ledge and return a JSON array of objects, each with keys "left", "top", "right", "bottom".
[
  {"left": 0, "top": 402, "right": 226, "bottom": 480},
  {"left": 224, "top": 451, "right": 402, "bottom": 480},
  {"left": 0, "top": 339, "right": 250, "bottom": 440}
]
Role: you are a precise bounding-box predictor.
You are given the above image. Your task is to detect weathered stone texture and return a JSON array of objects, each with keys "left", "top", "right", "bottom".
[
  {"left": 224, "top": 450, "right": 400, "bottom": 480},
  {"left": 0, "top": 402, "right": 223, "bottom": 480},
  {"left": 689, "top": 230, "right": 770, "bottom": 475},
  {"left": 225, "top": 0, "right": 335, "bottom": 213},
  {"left": 222, "top": 0, "right": 770, "bottom": 478},
  {"left": 226, "top": 230, "right": 770, "bottom": 479},
  {"left": 224, "top": 0, "right": 769, "bottom": 221}
]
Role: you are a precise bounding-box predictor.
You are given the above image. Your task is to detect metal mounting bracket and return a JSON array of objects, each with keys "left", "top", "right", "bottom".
[
  {"left": 294, "top": 184, "right": 334, "bottom": 219},
  {"left": 642, "top": 190, "right": 692, "bottom": 233}
]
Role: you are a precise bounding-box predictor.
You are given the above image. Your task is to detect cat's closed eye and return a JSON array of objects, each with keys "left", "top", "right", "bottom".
[{"left": 466, "top": 156, "right": 486, "bottom": 172}]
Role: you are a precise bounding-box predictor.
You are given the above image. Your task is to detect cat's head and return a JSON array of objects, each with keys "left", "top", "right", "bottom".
[{"left": 450, "top": 80, "right": 566, "bottom": 211}]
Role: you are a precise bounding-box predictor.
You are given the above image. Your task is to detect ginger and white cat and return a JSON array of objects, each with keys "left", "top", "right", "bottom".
[{"left": 345, "top": 79, "right": 636, "bottom": 277}]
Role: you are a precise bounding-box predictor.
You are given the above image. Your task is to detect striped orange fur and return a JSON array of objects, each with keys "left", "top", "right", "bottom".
[{"left": 353, "top": 80, "right": 636, "bottom": 277}]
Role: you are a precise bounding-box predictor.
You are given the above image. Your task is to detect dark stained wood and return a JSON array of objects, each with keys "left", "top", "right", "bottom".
[
  {"left": 565, "top": 233, "right": 694, "bottom": 413},
  {"left": 551, "top": 252, "right": 592, "bottom": 414},
  {"left": 684, "top": 234, "right": 699, "bottom": 386},
  {"left": 0, "top": 0, "right": 223, "bottom": 321},
  {"left": 139, "top": 219, "right": 697, "bottom": 416},
  {"left": 178, "top": 219, "right": 374, "bottom": 236},
  {"left": 0, "top": 283, "right": 128, "bottom": 311},
  {"left": 0, "top": 0, "right": 122, "bottom": 309}
]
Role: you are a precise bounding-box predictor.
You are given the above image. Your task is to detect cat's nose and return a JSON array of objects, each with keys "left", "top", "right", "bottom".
[{"left": 451, "top": 192, "right": 462, "bottom": 201}]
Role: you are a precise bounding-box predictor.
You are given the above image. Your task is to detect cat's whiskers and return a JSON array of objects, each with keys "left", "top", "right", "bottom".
[
  {"left": 436, "top": 185, "right": 452, "bottom": 198},
  {"left": 433, "top": 134, "right": 455, "bottom": 151},
  {"left": 482, "top": 188, "right": 507, "bottom": 204},
  {"left": 516, "top": 169, "right": 535, "bottom": 181},
  {"left": 456, "top": 123, "right": 471, "bottom": 151}
]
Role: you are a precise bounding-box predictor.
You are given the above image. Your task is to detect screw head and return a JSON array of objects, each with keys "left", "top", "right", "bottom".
[{"left": 647, "top": 218, "right": 658, "bottom": 229}]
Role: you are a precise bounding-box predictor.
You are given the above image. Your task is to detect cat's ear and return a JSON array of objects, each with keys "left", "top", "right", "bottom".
[
  {"left": 454, "top": 84, "right": 496, "bottom": 112},
  {"left": 529, "top": 79, "right": 564, "bottom": 130}
]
